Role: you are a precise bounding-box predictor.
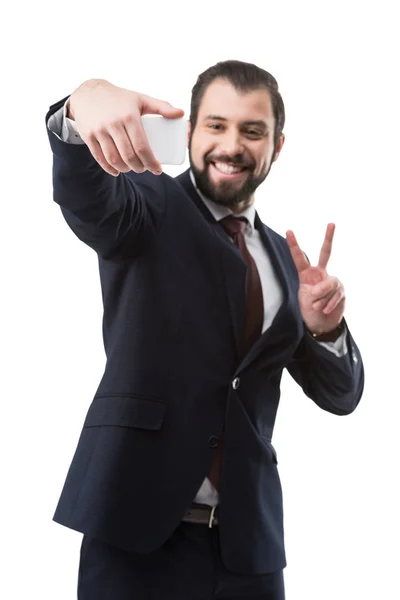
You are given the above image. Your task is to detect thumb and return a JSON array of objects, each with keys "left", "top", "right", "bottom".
[{"left": 141, "top": 94, "right": 185, "bottom": 119}]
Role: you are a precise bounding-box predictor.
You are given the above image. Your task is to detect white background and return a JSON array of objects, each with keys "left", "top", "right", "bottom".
[{"left": 2, "top": 1, "right": 399, "bottom": 598}]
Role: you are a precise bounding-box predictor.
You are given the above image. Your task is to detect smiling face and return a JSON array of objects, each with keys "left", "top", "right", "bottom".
[{"left": 188, "top": 78, "right": 285, "bottom": 213}]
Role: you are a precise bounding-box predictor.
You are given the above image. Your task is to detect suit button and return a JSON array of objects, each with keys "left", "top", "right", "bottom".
[
  {"left": 208, "top": 436, "right": 219, "bottom": 448},
  {"left": 232, "top": 377, "right": 240, "bottom": 390}
]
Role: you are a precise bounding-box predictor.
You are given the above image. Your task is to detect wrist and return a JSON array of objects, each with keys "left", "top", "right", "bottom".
[
  {"left": 306, "top": 320, "right": 345, "bottom": 342},
  {"left": 68, "top": 79, "right": 109, "bottom": 121},
  {"left": 65, "top": 97, "right": 75, "bottom": 121}
]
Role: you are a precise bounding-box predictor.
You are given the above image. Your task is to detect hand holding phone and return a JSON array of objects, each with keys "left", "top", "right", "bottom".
[{"left": 68, "top": 79, "right": 186, "bottom": 176}]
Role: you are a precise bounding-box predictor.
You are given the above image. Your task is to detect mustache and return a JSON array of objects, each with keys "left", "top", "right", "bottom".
[{"left": 205, "top": 153, "right": 254, "bottom": 169}]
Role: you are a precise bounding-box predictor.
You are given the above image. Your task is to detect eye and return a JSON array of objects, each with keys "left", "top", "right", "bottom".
[
  {"left": 208, "top": 123, "right": 223, "bottom": 131},
  {"left": 245, "top": 129, "right": 263, "bottom": 138}
]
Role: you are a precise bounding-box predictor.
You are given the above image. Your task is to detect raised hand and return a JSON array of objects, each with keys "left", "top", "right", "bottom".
[
  {"left": 67, "top": 79, "right": 184, "bottom": 177},
  {"left": 286, "top": 223, "right": 345, "bottom": 335}
]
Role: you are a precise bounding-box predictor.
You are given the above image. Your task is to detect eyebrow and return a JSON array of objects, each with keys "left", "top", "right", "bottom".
[{"left": 204, "top": 115, "right": 269, "bottom": 130}]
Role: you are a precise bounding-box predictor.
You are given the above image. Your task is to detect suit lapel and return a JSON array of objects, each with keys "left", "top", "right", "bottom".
[
  {"left": 255, "top": 213, "right": 292, "bottom": 308},
  {"left": 176, "top": 170, "right": 247, "bottom": 360},
  {"left": 237, "top": 214, "right": 299, "bottom": 372}
]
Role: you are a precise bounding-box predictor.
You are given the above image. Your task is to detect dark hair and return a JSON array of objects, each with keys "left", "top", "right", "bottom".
[{"left": 190, "top": 60, "right": 285, "bottom": 146}]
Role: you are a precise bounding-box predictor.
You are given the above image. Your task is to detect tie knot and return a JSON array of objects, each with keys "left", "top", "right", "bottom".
[{"left": 220, "top": 215, "right": 248, "bottom": 237}]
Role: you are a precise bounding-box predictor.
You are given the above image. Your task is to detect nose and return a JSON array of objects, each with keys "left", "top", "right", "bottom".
[{"left": 219, "top": 128, "right": 244, "bottom": 157}]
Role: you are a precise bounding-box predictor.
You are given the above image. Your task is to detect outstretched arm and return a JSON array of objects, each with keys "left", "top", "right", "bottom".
[{"left": 46, "top": 79, "right": 183, "bottom": 258}]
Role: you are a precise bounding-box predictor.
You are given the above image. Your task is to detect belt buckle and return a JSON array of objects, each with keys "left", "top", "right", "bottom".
[{"left": 208, "top": 505, "right": 217, "bottom": 528}]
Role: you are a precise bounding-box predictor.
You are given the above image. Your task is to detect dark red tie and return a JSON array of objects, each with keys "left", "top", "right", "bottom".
[
  {"left": 221, "top": 216, "right": 264, "bottom": 354},
  {"left": 208, "top": 216, "right": 264, "bottom": 489}
]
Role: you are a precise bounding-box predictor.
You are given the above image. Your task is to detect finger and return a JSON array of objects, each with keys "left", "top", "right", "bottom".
[
  {"left": 286, "top": 230, "right": 309, "bottom": 273},
  {"left": 318, "top": 223, "right": 335, "bottom": 269},
  {"left": 311, "top": 276, "right": 340, "bottom": 301},
  {"left": 312, "top": 290, "right": 337, "bottom": 311},
  {"left": 322, "top": 286, "right": 346, "bottom": 315},
  {"left": 141, "top": 94, "right": 185, "bottom": 119},
  {"left": 84, "top": 135, "right": 120, "bottom": 176},
  {"left": 107, "top": 122, "right": 146, "bottom": 173},
  {"left": 96, "top": 130, "right": 132, "bottom": 173},
  {"left": 124, "top": 114, "right": 162, "bottom": 175}
]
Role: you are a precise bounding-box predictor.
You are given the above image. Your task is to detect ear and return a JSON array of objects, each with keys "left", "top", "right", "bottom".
[{"left": 273, "top": 133, "right": 285, "bottom": 162}]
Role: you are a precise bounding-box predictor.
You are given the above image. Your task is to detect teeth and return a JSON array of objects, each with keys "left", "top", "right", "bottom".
[{"left": 214, "top": 162, "right": 244, "bottom": 175}]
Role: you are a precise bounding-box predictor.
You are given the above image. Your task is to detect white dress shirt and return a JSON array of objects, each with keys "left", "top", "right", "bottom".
[{"left": 47, "top": 100, "right": 348, "bottom": 507}]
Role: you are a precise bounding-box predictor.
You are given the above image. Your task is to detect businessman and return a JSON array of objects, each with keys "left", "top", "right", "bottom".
[{"left": 46, "top": 60, "right": 364, "bottom": 600}]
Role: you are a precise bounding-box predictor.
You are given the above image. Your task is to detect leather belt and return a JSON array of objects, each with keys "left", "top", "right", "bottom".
[{"left": 182, "top": 503, "right": 219, "bottom": 528}]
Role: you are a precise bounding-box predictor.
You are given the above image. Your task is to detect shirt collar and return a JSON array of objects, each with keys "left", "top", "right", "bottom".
[{"left": 189, "top": 170, "right": 256, "bottom": 232}]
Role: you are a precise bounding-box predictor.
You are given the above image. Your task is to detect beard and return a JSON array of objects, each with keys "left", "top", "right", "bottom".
[{"left": 189, "top": 140, "right": 273, "bottom": 209}]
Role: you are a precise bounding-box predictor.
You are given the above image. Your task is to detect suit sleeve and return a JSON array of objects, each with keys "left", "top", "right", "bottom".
[
  {"left": 46, "top": 97, "right": 167, "bottom": 259},
  {"left": 286, "top": 321, "right": 364, "bottom": 415}
]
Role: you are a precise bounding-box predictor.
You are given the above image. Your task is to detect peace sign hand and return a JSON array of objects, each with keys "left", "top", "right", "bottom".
[{"left": 286, "top": 223, "right": 346, "bottom": 335}]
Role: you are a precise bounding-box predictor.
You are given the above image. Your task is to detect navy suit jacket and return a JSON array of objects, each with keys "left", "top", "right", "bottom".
[{"left": 46, "top": 97, "right": 364, "bottom": 575}]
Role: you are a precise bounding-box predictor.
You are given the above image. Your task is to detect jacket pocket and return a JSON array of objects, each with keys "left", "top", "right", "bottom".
[{"left": 83, "top": 395, "right": 166, "bottom": 431}]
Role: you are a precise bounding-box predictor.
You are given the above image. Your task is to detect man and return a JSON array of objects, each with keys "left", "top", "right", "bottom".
[{"left": 46, "top": 60, "right": 364, "bottom": 600}]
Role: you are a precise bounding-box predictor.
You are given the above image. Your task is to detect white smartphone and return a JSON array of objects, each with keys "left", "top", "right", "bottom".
[{"left": 141, "top": 115, "right": 188, "bottom": 165}]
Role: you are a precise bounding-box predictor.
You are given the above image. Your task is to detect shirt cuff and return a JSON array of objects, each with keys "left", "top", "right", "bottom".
[
  {"left": 47, "top": 97, "right": 85, "bottom": 145},
  {"left": 315, "top": 328, "right": 348, "bottom": 358}
]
